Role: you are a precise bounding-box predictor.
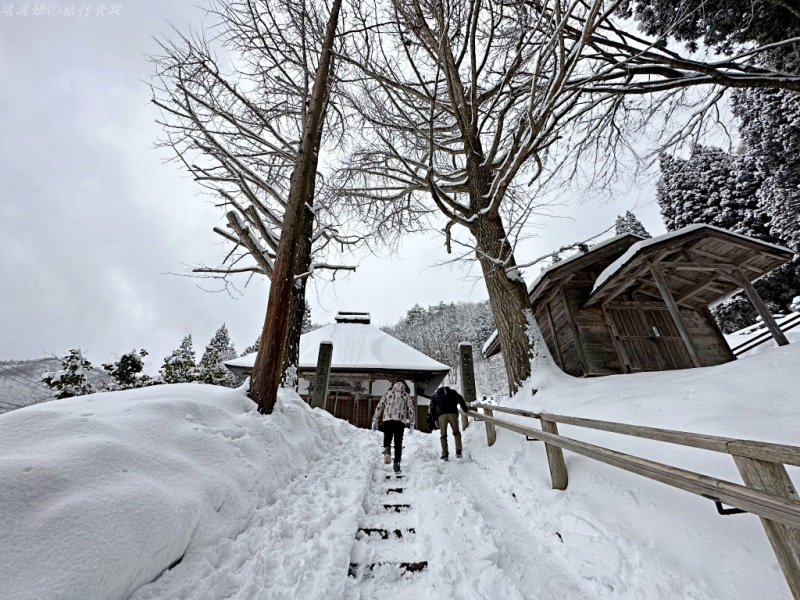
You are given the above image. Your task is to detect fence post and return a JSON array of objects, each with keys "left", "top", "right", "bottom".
[
  {"left": 483, "top": 407, "right": 497, "bottom": 447},
  {"left": 732, "top": 455, "right": 800, "bottom": 599},
  {"left": 310, "top": 341, "right": 333, "bottom": 410},
  {"left": 540, "top": 418, "right": 568, "bottom": 490},
  {"left": 459, "top": 342, "right": 477, "bottom": 430}
]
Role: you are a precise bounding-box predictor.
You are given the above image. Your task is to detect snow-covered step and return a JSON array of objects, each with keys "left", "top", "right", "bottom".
[
  {"left": 356, "top": 527, "right": 416, "bottom": 540},
  {"left": 380, "top": 503, "right": 410, "bottom": 512},
  {"left": 348, "top": 537, "right": 428, "bottom": 579},
  {"left": 347, "top": 560, "right": 428, "bottom": 579}
]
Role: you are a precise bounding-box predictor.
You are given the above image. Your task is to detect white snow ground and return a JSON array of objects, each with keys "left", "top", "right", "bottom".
[{"left": 1, "top": 342, "right": 799, "bottom": 599}]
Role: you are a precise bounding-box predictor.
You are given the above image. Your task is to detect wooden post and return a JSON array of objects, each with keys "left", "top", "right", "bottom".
[
  {"left": 310, "top": 341, "right": 333, "bottom": 410},
  {"left": 650, "top": 265, "right": 702, "bottom": 368},
  {"left": 732, "top": 455, "right": 800, "bottom": 599},
  {"left": 459, "top": 343, "right": 477, "bottom": 429},
  {"left": 483, "top": 407, "right": 497, "bottom": 446},
  {"left": 731, "top": 268, "right": 790, "bottom": 347},
  {"left": 540, "top": 418, "right": 569, "bottom": 490}
]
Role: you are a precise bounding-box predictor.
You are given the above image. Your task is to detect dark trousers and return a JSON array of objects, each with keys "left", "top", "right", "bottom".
[{"left": 382, "top": 420, "right": 405, "bottom": 464}]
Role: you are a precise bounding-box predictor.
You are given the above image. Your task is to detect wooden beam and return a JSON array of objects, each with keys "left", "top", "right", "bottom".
[
  {"left": 597, "top": 248, "right": 677, "bottom": 306},
  {"left": 603, "top": 304, "right": 633, "bottom": 373},
  {"left": 649, "top": 265, "right": 703, "bottom": 368},
  {"left": 561, "top": 289, "right": 590, "bottom": 373},
  {"left": 544, "top": 302, "right": 564, "bottom": 369},
  {"left": 658, "top": 261, "right": 738, "bottom": 271},
  {"left": 733, "top": 456, "right": 800, "bottom": 599},
  {"left": 675, "top": 278, "right": 726, "bottom": 304},
  {"left": 469, "top": 411, "right": 800, "bottom": 529},
  {"left": 725, "top": 269, "right": 790, "bottom": 346},
  {"left": 474, "top": 403, "right": 800, "bottom": 467},
  {"left": 541, "top": 418, "right": 569, "bottom": 490}
]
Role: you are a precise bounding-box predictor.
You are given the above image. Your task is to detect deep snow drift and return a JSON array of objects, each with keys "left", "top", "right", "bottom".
[
  {"left": 0, "top": 384, "right": 374, "bottom": 600},
  {"left": 1, "top": 343, "right": 799, "bottom": 599}
]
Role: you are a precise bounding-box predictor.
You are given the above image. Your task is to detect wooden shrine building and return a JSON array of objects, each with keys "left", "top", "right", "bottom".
[
  {"left": 483, "top": 225, "right": 793, "bottom": 375},
  {"left": 225, "top": 312, "right": 450, "bottom": 431}
]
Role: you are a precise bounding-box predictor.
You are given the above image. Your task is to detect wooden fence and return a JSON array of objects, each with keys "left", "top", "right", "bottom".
[
  {"left": 467, "top": 402, "right": 800, "bottom": 599},
  {"left": 730, "top": 312, "right": 800, "bottom": 357}
]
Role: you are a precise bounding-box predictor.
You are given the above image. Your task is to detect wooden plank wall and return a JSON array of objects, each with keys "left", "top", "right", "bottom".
[
  {"left": 606, "top": 303, "right": 693, "bottom": 372},
  {"left": 680, "top": 306, "right": 736, "bottom": 366},
  {"left": 563, "top": 274, "right": 621, "bottom": 375},
  {"left": 534, "top": 304, "right": 563, "bottom": 371}
]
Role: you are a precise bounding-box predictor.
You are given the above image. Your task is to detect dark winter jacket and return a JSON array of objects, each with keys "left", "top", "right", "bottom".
[{"left": 429, "top": 387, "right": 468, "bottom": 422}]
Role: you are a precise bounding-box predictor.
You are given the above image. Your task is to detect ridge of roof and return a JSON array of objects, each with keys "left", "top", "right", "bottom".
[{"left": 226, "top": 322, "right": 450, "bottom": 372}]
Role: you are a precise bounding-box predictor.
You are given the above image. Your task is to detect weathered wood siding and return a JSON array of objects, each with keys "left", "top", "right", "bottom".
[
  {"left": 680, "top": 306, "right": 736, "bottom": 366},
  {"left": 546, "top": 294, "right": 584, "bottom": 377},
  {"left": 563, "top": 275, "right": 621, "bottom": 375},
  {"left": 534, "top": 303, "right": 563, "bottom": 370},
  {"left": 606, "top": 302, "right": 693, "bottom": 372}
]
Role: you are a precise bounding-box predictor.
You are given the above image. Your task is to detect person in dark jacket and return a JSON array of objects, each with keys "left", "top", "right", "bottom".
[
  {"left": 429, "top": 386, "right": 468, "bottom": 461},
  {"left": 372, "top": 380, "right": 415, "bottom": 473}
]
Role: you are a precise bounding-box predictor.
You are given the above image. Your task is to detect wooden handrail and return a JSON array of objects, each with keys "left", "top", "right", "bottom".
[
  {"left": 470, "top": 403, "right": 800, "bottom": 466},
  {"left": 467, "top": 410, "right": 800, "bottom": 529},
  {"left": 466, "top": 403, "right": 800, "bottom": 598}
]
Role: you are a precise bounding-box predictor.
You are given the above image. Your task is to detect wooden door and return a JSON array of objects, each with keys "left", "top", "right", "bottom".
[{"left": 607, "top": 304, "right": 693, "bottom": 372}]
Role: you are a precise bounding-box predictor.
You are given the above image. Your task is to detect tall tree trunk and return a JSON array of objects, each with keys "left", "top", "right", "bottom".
[
  {"left": 282, "top": 206, "right": 314, "bottom": 385},
  {"left": 470, "top": 211, "right": 532, "bottom": 394},
  {"left": 248, "top": 0, "right": 341, "bottom": 414}
]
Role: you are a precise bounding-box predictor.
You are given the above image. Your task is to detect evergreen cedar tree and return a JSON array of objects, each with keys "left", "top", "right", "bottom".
[
  {"left": 642, "top": 0, "right": 800, "bottom": 332},
  {"left": 198, "top": 324, "right": 241, "bottom": 388},
  {"left": 161, "top": 335, "right": 200, "bottom": 384},
  {"left": 618, "top": 0, "right": 800, "bottom": 67},
  {"left": 614, "top": 211, "right": 651, "bottom": 239}
]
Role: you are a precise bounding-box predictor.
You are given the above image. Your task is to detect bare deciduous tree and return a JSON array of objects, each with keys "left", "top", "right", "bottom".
[
  {"left": 152, "top": 0, "right": 351, "bottom": 412},
  {"left": 337, "top": 0, "right": 630, "bottom": 392},
  {"left": 338, "top": 0, "right": 800, "bottom": 393}
]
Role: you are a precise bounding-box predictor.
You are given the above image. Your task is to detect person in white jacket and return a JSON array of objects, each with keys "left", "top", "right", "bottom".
[{"left": 372, "top": 380, "right": 415, "bottom": 473}]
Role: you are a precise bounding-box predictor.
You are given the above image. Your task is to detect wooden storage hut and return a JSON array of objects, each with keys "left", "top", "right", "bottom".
[
  {"left": 225, "top": 312, "right": 450, "bottom": 431},
  {"left": 483, "top": 225, "right": 793, "bottom": 375}
]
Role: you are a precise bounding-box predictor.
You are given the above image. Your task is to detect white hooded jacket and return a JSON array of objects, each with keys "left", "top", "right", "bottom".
[{"left": 373, "top": 381, "right": 416, "bottom": 427}]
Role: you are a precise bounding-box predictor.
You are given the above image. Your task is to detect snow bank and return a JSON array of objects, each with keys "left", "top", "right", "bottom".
[
  {"left": 0, "top": 384, "right": 370, "bottom": 600},
  {"left": 465, "top": 342, "right": 800, "bottom": 598}
]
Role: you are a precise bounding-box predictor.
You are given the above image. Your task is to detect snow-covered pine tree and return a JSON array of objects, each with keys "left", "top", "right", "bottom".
[
  {"left": 657, "top": 145, "right": 754, "bottom": 233},
  {"left": 732, "top": 87, "right": 800, "bottom": 311},
  {"left": 102, "top": 349, "right": 158, "bottom": 391},
  {"left": 199, "top": 324, "right": 241, "bottom": 387},
  {"left": 42, "top": 349, "right": 96, "bottom": 399},
  {"left": 161, "top": 336, "right": 200, "bottom": 384},
  {"left": 657, "top": 142, "right": 792, "bottom": 329},
  {"left": 241, "top": 338, "right": 259, "bottom": 357},
  {"left": 614, "top": 211, "right": 651, "bottom": 238}
]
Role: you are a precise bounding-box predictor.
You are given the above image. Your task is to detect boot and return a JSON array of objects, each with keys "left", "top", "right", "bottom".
[
  {"left": 393, "top": 461, "right": 401, "bottom": 474},
  {"left": 441, "top": 452, "right": 449, "bottom": 461},
  {"left": 383, "top": 447, "right": 391, "bottom": 465}
]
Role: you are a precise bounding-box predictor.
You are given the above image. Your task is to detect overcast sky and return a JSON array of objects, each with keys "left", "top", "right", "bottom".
[{"left": 0, "top": 1, "right": 666, "bottom": 374}]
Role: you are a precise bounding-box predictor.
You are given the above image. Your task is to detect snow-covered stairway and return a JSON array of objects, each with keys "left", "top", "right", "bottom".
[{"left": 347, "top": 460, "right": 429, "bottom": 593}]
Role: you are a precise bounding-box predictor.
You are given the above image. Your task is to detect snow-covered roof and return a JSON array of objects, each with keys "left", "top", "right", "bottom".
[
  {"left": 482, "top": 233, "right": 643, "bottom": 357},
  {"left": 226, "top": 322, "right": 451, "bottom": 373},
  {"left": 526, "top": 232, "right": 645, "bottom": 295},
  {"left": 591, "top": 224, "right": 793, "bottom": 296}
]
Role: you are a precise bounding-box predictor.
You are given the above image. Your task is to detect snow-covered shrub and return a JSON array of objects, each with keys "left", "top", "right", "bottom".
[
  {"left": 160, "top": 336, "right": 200, "bottom": 384},
  {"left": 41, "top": 349, "right": 96, "bottom": 399},
  {"left": 102, "top": 349, "right": 159, "bottom": 391}
]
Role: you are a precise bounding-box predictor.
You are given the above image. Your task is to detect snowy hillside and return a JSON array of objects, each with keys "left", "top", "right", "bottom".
[
  {"left": 1, "top": 344, "right": 799, "bottom": 599},
  {"left": 0, "top": 358, "right": 109, "bottom": 414}
]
